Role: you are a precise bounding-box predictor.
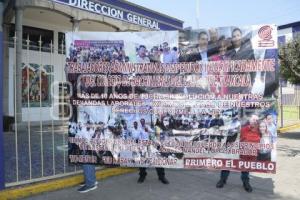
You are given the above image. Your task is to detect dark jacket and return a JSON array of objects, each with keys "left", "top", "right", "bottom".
[
  {"left": 226, "top": 42, "right": 255, "bottom": 94},
  {"left": 183, "top": 49, "right": 215, "bottom": 62},
  {"left": 209, "top": 118, "right": 224, "bottom": 128},
  {"left": 263, "top": 49, "right": 279, "bottom": 97}
]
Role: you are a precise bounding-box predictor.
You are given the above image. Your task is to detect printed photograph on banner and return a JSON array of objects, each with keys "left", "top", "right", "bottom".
[
  {"left": 65, "top": 31, "right": 178, "bottom": 63},
  {"left": 179, "top": 25, "right": 279, "bottom": 98},
  {"left": 68, "top": 40, "right": 125, "bottom": 63}
]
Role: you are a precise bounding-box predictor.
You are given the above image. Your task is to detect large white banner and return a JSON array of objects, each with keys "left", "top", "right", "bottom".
[{"left": 66, "top": 25, "right": 278, "bottom": 173}]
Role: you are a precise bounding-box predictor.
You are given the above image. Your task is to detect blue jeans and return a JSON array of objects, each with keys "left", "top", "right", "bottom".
[
  {"left": 221, "top": 170, "right": 249, "bottom": 182},
  {"left": 83, "top": 164, "right": 96, "bottom": 186}
]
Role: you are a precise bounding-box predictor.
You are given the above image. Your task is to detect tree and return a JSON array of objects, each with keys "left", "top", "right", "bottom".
[{"left": 279, "top": 36, "right": 300, "bottom": 84}]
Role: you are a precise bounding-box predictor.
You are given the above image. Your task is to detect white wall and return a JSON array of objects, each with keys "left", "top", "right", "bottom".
[{"left": 8, "top": 48, "right": 66, "bottom": 121}]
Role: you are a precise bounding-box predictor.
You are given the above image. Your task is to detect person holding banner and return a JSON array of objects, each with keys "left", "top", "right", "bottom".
[
  {"left": 216, "top": 114, "right": 260, "bottom": 192},
  {"left": 135, "top": 48, "right": 170, "bottom": 184},
  {"left": 76, "top": 126, "right": 98, "bottom": 193},
  {"left": 137, "top": 118, "right": 170, "bottom": 184}
]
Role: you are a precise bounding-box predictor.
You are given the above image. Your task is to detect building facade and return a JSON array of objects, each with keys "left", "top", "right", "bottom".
[
  {"left": 278, "top": 21, "right": 300, "bottom": 46},
  {"left": 2, "top": 0, "right": 183, "bottom": 122},
  {"left": 277, "top": 21, "right": 300, "bottom": 106},
  {"left": 0, "top": 0, "right": 183, "bottom": 189}
]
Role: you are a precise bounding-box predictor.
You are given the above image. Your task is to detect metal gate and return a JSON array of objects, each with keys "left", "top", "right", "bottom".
[
  {"left": 3, "top": 34, "right": 85, "bottom": 187},
  {"left": 278, "top": 83, "right": 300, "bottom": 127}
]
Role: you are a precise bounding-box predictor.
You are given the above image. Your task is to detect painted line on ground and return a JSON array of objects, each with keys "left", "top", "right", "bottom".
[{"left": 0, "top": 167, "right": 137, "bottom": 200}]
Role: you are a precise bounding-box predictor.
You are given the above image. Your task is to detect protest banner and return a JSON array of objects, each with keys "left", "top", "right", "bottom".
[{"left": 66, "top": 25, "right": 278, "bottom": 173}]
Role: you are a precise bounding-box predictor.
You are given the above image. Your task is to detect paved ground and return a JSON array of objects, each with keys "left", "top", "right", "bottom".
[
  {"left": 21, "top": 128, "right": 300, "bottom": 200},
  {"left": 3, "top": 125, "right": 75, "bottom": 183}
]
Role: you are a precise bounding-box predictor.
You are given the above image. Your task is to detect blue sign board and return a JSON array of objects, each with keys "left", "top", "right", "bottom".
[{"left": 52, "top": 0, "right": 183, "bottom": 30}]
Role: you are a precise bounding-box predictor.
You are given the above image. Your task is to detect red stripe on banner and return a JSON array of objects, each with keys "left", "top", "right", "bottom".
[{"left": 184, "top": 157, "right": 276, "bottom": 173}]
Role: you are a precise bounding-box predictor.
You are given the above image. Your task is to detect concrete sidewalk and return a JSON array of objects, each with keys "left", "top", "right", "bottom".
[{"left": 23, "top": 129, "right": 300, "bottom": 200}]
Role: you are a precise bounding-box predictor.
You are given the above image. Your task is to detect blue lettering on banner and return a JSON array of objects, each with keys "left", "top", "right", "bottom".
[{"left": 53, "top": 0, "right": 160, "bottom": 30}]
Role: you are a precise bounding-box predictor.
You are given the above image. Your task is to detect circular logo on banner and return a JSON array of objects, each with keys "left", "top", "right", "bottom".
[{"left": 258, "top": 25, "right": 273, "bottom": 40}]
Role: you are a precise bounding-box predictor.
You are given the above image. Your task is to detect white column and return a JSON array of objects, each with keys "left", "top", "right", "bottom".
[
  {"left": 71, "top": 18, "right": 80, "bottom": 32},
  {"left": 15, "top": 5, "right": 24, "bottom": 122}
]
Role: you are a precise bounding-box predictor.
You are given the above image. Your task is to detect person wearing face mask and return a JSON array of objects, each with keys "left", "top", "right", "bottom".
[
  {"left": 216, "top": 114, "right": 261, "bottom": 193},
  {"left": 179, "top": 118, "right": 192, "bottom": 130},
  {"left": 191, "top": 117, "right": 200, "bottom": 129}
]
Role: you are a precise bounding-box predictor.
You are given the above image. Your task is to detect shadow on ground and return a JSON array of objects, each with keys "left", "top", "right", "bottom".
[
  {"left": 22, "top": 169, "right": 297, "bottom": 200},
  {"left": 279, "top": 131, "right": 300, "bottom": 140}
]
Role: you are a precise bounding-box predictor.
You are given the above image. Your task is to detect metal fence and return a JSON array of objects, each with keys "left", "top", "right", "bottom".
[
  {"left": 3, "top": 34, "right": 87, "bottom": 187},
  {"left": 278, "top": 84, "right": 300, "bottom": 127}
]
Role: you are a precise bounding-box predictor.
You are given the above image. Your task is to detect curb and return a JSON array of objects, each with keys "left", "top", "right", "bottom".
[
  {"left": 0, "top": 167, "right": 137, "bottom": 200},
  {"left": 278, "top": 123, "right": 300, "bottom": 133}
]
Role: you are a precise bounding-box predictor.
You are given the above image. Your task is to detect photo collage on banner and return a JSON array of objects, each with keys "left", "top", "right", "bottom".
[{"left": 66, "top": 25, "right": 278, "bottom": 173}]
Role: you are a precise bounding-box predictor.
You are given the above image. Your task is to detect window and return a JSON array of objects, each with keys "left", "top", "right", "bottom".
[
  {"left": 278, "top": 35, "right": 286, "bottom": 47},
  {"left": 58, "top": 32, "right": 66, "bottom": 54},
  {"left": 8, "top": 24, "right": 54, "bottom": 52},
  {"left": 58, "top": 82, "right": 71, "bottom": 119},
  {"left": 292, "top": 26, "right": 300, "bottom": 39},
  {"left": 293, "top": 31, "right": 300, "bottom": 39}
]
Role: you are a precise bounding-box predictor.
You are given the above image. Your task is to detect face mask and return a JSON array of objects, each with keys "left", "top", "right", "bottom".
[{"left": 163, "top": 120, "right": 169, "bottom": 126}]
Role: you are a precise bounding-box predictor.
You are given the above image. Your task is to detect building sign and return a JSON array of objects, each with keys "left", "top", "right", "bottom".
[{"left": 53, "top": 0, "right": 160, "bottom": 29}]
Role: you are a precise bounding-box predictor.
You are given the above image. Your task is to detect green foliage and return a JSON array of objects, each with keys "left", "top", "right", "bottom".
[{"left": 279, "top": 36, "right": 300, "bottom": 84}]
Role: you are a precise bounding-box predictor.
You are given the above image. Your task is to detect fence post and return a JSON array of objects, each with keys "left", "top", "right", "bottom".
[
  {"left": 280, "top": 78, "right": 284, "bottom": 127},
  {"left": 299, "top": 105, "right": 300, "bottom": 121},
  {"left": 0, "top": 1, "right": 5, "bottom": 190}
]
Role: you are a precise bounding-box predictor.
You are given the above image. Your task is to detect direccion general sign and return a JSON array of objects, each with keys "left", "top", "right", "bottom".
[{"left": 54, "top": 0, "right": 160, "bottom": 29}]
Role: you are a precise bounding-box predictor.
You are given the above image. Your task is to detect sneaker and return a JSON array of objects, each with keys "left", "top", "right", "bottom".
[
  {"left": 78, "top": 185, "right": 98, "bottom": 193},
  {"left": 243, "top": 181, "right": 253, "bottom": 193},
  {"left": 137, "top": 176, "right": 145, "bottom": 183},
  {"left": 80, "top": 181, "right": 98, "bottom": 187},
  {"left": 159, "top": 177, "right": 169, "bottom": 184},
  {"left": 216, "top": 179, "right": 226, "bottom": 188}
]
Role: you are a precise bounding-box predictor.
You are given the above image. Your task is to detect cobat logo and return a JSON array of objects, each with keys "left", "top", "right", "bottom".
[{"left": 258, "top": 25, "right": 275, "bottom": 47}]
